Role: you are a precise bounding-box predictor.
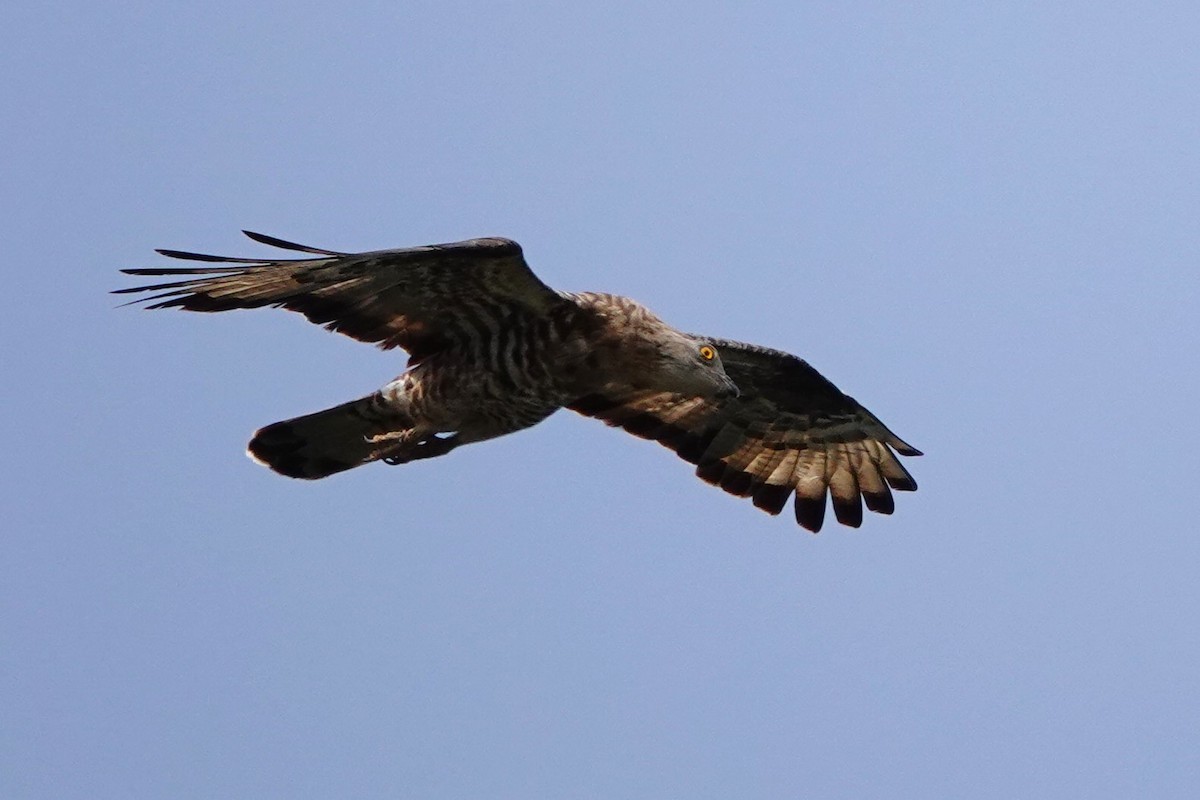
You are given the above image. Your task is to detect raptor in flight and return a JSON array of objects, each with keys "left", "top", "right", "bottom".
[{"left": 117, "top": 231, "right": 921, "bottom": 532}]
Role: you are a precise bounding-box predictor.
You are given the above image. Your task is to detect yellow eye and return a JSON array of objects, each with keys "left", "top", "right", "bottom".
[{"left": 699, "top": 345, "right": 716, "bottom": 361}]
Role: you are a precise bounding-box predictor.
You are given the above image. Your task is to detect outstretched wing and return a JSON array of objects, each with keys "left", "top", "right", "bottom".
[
  {"left": 115, "top": 231, "right": 567, "bottom": 357},
  {"left": 568, "top": 339, "right": 921, "bottom": 532}
]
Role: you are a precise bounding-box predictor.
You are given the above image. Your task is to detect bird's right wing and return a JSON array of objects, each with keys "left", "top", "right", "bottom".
[
  {"left": 115, "top": 231, "right": 567, "bottom": 357},
  {"left": 569, "top": 339, "right": 921, "bottom": 533}
]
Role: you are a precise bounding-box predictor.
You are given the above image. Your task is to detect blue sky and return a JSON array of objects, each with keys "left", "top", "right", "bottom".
[{"left": 3, "top": 2, "right": 1198, "bottom": 797}]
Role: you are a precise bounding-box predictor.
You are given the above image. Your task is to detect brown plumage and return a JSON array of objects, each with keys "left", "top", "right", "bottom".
[{"left": 117, "top": 231, "right": 921, "bottom": 532}]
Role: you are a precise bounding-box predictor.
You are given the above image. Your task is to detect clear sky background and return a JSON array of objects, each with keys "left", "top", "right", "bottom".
[{"left": 3, "top": 2, "right": 1198, "bottom": 798}]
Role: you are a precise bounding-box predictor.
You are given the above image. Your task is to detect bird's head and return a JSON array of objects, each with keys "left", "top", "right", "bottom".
[
  {"left": 566, "top": 293, "right": 740, "bottom": 401},
  {"left": 643, "top": 332, "right": 740, "bottom": 400}
]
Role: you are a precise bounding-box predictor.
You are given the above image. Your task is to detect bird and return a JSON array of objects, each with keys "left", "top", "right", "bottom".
[{"left": 116, "top": 230, "right": 922, "bottom": 532}]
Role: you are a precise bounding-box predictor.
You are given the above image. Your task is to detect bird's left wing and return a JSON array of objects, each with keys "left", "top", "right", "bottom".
[
  {"left": 115, "top": 231, "right": 566, "bottom": 357},
  {"left": 568, "top": 339, "right": 922, "bottom": 532}
]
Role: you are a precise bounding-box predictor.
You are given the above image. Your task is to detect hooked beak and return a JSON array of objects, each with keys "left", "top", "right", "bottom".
[{"left": 716, "top": 381, "right": 740, "bottom": 400}]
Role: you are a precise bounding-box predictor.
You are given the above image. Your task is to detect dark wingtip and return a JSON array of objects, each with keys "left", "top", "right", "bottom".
[
  {"left": 154, "top": 248, "right": 257, "bottom": 263},
  {"left": 675, "top": 430, "right": 719, "bottom": 465},
  {"left": 862, "top": 488, "right": 896, "bottom": 515},
  {"left": 831, "top": 493, "right": 864, "bottom": 528},
  {"left": 695, "top": 459, "right": 727, "bottom": 486},
  {"left": 119, "top": 264, "right": 246, "bottom": 277},
  {"left": 886, "top": 473, "right": 918, "bottom": 492},
  {"left": 752, "top": 483, "right": 791, "bottom": 516},
  {"left": 242, "top": 230, "right": 345, "bottom": 256},
  {"left": 793, "top": 494, "right": 826, "bottom": 533},
  {"left": 719, "top": 469, "right": 754, "bottom": 497}
]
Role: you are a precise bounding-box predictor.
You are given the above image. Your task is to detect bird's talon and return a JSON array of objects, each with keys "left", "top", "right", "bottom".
[{"left": 365, "top": 430, "right": 408, "bottom": 445}]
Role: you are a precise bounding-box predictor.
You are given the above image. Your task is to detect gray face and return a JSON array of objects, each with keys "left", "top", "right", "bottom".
[{"left": 654, "top": 335, "right": 740, "bottom": 399}]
